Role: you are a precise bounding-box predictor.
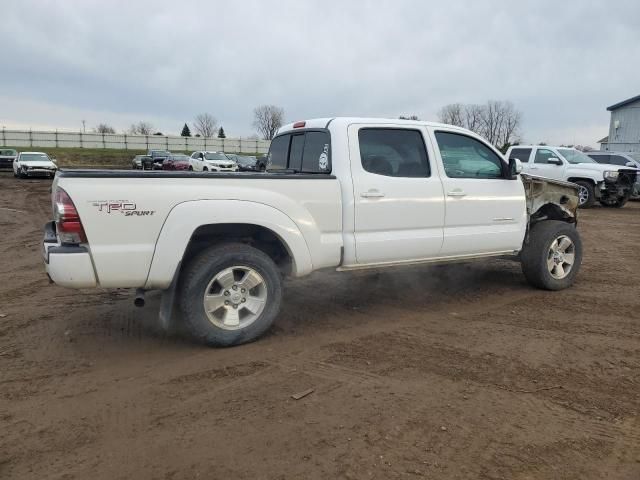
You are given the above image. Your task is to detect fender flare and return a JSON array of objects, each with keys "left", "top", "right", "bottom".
[{"left": 144, "top": 199, "right": 313, "bottom": 289}]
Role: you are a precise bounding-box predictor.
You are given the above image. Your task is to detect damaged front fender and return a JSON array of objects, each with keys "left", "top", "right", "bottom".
[{"left": 521, "top": 174, "right": 579, "bottom": 224}]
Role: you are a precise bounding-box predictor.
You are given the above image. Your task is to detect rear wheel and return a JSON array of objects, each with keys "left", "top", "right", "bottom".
[
  {"left": 178, "top": 243, "right": 282, "bottom": 347},
  {"left": 203, "top": 167, "right": 208, "bottom": 172},
  {"left": 520, "top": 220, "right": 582, "bottom": 290},
  {"left": 574, "top": 180, "right": 595, "bottom": 208}
]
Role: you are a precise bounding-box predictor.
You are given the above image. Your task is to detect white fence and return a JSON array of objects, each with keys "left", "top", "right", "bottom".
[{"left": 0, "top": 129, "right": 271, "bottom": 154}]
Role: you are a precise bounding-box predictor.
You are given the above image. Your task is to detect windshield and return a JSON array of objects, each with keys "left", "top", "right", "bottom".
[
  {"left": 20, "top": 153, "right": 49, "bottom": 162},
  {"left": 0, "top": 149, "right": 17, "bottom": 156},
  {"left": 237, "top": 156, "right": 256, "bottom": 165},
  {"left": 558, "top": 149, "right": 597, "bottom": 164},
  {"left": 204, "top": 153, "right": 228, "bottom": 161}
]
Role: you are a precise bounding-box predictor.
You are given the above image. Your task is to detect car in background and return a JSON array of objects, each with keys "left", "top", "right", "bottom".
[
  {"left": 131, "top": 154, "right": 153, "bottom": 170},
  {"left": 189, "top": 151, "right": 238, "bottom": 172},
  {"left": 147, "top": 150, "right": 171, "bottom": 170},
  {"left": 506, "top": 145, "right": 638, "bottom": 208},
  {"left": 13, "top": 152, "right": 57, "bottom": 178},
  {"left": 587, "top": 151, "right": 640, "bottom": 199},
  {"left": 162, "top": 154, "right": 191, "bottom": 171},
  {"left": 0, "top": 148, "right": 18, "bottom": 169},
  {"left": 235, "top": 155, "right": 267, "bottom": 172}
]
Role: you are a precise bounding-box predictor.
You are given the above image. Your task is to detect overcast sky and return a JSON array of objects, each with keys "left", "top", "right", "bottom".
[{"left": 3, "top": 0, "right": 639, "bottom": 146}]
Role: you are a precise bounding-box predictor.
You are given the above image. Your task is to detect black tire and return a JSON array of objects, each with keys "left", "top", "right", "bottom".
[
  {"left": 178, "top": 243, "right": 282, "bottom": 347},
  {"left": 520, "top": 220, "right": 582, "bottom": 291},
  {"left": 203, "top": 167, "right": 208, "bottom": 172},
  {"left": 574, "top": 180, "right": 595, "bottom": 208},
  {"left": 188, "top": 166, "right": 193, "bottom": 171},
  {"left": 259, "top": 164, "right": 266, "bottom": 172}
]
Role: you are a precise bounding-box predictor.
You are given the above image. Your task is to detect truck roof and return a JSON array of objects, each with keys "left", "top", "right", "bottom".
[{"left": 277, "top": 117, "right": 464, "bottom": 135}]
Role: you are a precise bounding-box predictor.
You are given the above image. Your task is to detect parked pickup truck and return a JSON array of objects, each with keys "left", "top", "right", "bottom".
[
  {"left": 43, "top": 118, "right": 583, "bottom": 347},
  {"left": 506, "top": 145, "right": 638, "bottom": 208}
]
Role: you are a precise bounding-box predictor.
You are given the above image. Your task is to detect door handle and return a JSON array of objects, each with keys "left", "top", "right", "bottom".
[
  {"left": 447, "top": 190, "right": 467, "bottom": 198},
  {"left": 360, "top": 190, "right": 385, "bottom": 198}
]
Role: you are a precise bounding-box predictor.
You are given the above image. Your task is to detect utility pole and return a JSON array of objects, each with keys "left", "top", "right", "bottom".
[{"left": 82, "top": 120, "right": 86, "bottom": 133}]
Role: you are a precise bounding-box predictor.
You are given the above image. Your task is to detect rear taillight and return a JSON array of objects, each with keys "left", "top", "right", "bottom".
[{"left": 54, "top": 188, "right": 87, "bottom": 244}]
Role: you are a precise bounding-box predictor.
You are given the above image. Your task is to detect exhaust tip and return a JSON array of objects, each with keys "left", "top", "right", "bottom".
[{"left": 134, "top": 288, "right": 146, "bottom": 308}]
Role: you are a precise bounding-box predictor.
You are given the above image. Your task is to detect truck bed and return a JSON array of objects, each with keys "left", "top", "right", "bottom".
[{"left": 53, "top": 169, "right": 343, "bottom": 289}]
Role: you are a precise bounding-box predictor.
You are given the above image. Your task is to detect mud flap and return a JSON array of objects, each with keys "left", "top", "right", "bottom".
[{"left": 158, "top": 262, "right": 181, "bottom": 333}]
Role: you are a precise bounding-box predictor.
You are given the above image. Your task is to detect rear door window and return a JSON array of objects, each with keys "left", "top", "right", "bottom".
[
  {"left": 359, "top": 128, "right": 430, "bottom": 177},
  {"left": 509, "top": 148, "right": 532, "bottom": 163}
]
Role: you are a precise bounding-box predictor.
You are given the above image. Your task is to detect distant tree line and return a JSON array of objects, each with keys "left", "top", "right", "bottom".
[{"left": 91, "top": 103, "right": 286, "bottom": 141}]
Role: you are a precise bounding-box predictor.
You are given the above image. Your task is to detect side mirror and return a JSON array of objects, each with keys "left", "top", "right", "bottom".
[
  {"left": 547, "top": 157, "right": 563, "bottom": 166},
  {"left": 508, "top": 158, "right": 522, "bottom": 179}
]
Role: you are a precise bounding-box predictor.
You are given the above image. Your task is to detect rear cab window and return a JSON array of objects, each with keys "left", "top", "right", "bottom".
[{"left": 267, "top": 130, "right": 331, "bottom": 173}]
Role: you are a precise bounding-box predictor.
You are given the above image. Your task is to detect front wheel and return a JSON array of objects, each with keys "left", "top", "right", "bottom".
[
  {"left": 574, "top": 180, "right": 595, "bottom": 208},
  {"left": 520, "top": 220, "right": 582, "bottom": 290},
  {"left": 178, "top": 243, "right": 283, "bottom": 347}
]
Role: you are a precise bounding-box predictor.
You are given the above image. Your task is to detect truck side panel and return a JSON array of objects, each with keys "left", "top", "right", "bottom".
[{"left": 56, "top": 175, "right": 343, "bottom": 288}]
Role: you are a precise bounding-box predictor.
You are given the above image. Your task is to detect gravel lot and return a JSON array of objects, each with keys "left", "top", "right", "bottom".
[{"left": 1, "top": 172, "right": 639, "bottom": 479}]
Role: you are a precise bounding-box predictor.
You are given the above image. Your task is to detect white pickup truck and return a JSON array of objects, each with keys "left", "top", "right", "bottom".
[
  {"left": 43, "top": 118, "right": 582, "bottom": 346},
  {"left": 506, "top": 145, "right": 638, "bottom": 208}
]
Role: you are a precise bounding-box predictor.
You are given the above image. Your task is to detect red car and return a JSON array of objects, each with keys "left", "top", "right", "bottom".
[{"left": 162, "top": 154, "right": 191, "bottom": 171}]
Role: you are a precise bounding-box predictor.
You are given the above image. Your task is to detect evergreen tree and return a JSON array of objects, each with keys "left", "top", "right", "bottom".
[
  {"left": 181, "top": 123, "right": 191, "bottom": 137},
  {"left": 217, "top": 126, "right": 226, "bottom": 138}
]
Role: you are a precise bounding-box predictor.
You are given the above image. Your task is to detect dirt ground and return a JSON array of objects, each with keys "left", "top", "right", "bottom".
[{"left": 1, "top": 172, "right": 639, "bottom": 480}]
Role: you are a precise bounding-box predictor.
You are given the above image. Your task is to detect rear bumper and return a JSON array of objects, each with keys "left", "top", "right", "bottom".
[{"left": 42, "top": 222, "right": 97, "bottom": 288}]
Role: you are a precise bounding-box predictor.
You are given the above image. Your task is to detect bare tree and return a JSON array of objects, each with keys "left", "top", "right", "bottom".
[
  {"left": 437, "top": 100, "right": 522, "bottom": 150},
  {"left": 437, "top": 103, "right": 464, "bottom": 127},
  {"left": 253, "top": 105, "right": 284, "bottom": 140},
  {"left": 94, "top": 123, "right": 115, "bottom": 134},
  {"left": 193, "top": 113, "right": 217, "bottom": 138},
  {"left": 128, "top": 121, "right": 154, "bottom": 135}
]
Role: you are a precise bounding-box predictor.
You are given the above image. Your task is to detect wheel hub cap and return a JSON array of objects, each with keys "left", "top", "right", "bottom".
[
  {"left": 547, "top": 235, "right": 575, "bottom": 280},
  {"left": 203, "top": 266, "right": 267, "bottom": 330}
]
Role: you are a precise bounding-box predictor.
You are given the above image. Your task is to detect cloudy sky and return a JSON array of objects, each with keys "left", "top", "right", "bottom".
[{"left": 3, "top": 0, "right": 639, "bottom": 146}]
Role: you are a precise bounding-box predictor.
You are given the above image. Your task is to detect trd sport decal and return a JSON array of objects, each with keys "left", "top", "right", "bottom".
[{"left": 90, "top": 201, "right": 156, "bottom": 216}]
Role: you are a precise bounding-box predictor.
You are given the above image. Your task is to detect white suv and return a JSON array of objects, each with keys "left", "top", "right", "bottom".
[
  {"left": 506, "top": 145, "right": 638, "bottom": 208},
  {"left": 189, "top": 151, "right": 238, "bottom": 172}
]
